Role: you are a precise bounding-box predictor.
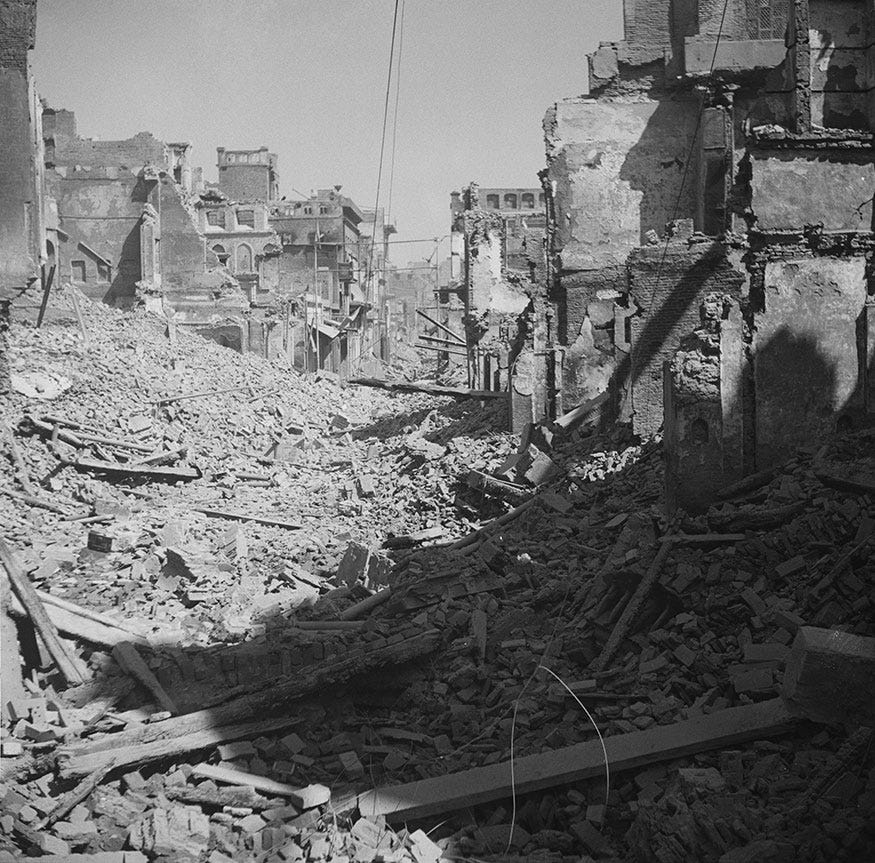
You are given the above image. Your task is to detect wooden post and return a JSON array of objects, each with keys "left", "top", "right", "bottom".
[{"left": 36, "top": 264, "right": 56, "bottom": 328}]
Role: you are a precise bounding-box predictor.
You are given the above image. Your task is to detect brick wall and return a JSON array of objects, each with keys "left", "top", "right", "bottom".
[
  {"left": 54, "top": 129, "right": 167, "bottom": 171},
  {"left": 0, "top": 0, "right": 36, "bottom": 70},
  {"left": 629, "top": 242, "right": 744, "bottom": 436},
  {"left": 218, "top": 165, "right": 271, "bottom": 202}
]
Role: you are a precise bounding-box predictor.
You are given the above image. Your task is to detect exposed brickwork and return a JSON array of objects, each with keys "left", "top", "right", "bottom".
[
  {"left": 628, "top": 242, "right": 744, "bottom": 437},
  {"left": 0, "top": 0, "right": 36, "bottom": 70}
]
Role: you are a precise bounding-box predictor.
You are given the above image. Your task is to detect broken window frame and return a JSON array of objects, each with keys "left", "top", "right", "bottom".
[
  {"left": 745, "top": 0, "right": 789, "bottom": 40},
  {"left": 236, "top": 209, "right": 255, "bottom": 229},
  {"left": 71, "top": 260, "right": 87, "bottom": 282},
  {"left": 206, "top": 210, "right": 226, "bottom": 229}
]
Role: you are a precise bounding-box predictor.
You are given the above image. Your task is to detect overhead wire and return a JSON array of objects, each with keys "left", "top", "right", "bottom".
[
  {"left": 385, "top": 0, "right": 406, "bottom": 227},
  {"left": 365, "top": 0, "right": 402, "bottom": 301},
  {"left": 646, "top": 0, "right": 731, "bottom": 309},
  {"left": 360, "top": 0, "right": 403, "bottom": 370}
]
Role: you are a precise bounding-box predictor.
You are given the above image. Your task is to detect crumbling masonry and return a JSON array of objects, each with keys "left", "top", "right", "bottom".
[{"left": 544, "top": 0, "right": 875, "bottom": 510}]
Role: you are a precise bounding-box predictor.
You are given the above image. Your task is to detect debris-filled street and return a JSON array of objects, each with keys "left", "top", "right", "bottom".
[{"left": 3, "top": 1, "right": 875, "bottom": 862}]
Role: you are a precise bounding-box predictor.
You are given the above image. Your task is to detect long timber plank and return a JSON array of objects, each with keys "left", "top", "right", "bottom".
[{"left": 358, "top": 698, "right": 796, "bottom": 822}]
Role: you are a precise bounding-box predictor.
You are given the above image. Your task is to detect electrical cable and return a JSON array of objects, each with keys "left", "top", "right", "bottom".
[
  {"left": 646, "top": 0, "right": 731, "bottom": 309},
  {"left": 386, "top": 0, "right": 405, "bottom": 227},
  {"left": 360, "top": 0, "right": 402, "bottom": 371}
]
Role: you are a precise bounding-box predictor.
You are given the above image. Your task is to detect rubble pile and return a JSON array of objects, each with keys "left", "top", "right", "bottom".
[
  {"left": 1, "top": 296, "right": 874, "bottom": 863},
  {"left": 1, "top": 291, "right": 515, "bottom": 645}
]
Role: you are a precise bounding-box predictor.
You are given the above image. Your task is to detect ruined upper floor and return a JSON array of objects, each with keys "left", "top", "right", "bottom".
[{"left": 591, "top": 0, "right": 875, "bottom": 134}]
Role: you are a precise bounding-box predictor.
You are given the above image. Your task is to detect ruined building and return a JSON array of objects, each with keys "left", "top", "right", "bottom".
[
  {"left": 0, "top": 0, "right": 386, "bottom": 372},
  {"left": 269, "top": 188, "right": 374, "bottom": 374},
  {"left": 544, "top": 0, "right": 875, "bottom": 510},
  {"left": 448, "top": 185, "right": 550, "bottom": 430}
]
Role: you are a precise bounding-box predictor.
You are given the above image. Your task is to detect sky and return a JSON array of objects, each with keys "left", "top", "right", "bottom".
[{"left": 33, "top": 0, "right": 622, "bottom": 266}]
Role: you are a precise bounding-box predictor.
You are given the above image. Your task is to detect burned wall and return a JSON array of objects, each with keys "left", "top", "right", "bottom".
[{"left": 809, "top": 0, "right": 869, "bottom": 130}]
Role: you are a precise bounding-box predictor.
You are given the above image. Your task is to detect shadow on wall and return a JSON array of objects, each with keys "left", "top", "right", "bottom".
[
  {"left": 105, "top": 226, "right": 142, "bottom": 308},
  {"left": 669, "top": 307, "right": 874, "bottom": 512},
  {"left": 757, "top": 318, "right": 871, "bottom": 444},
  {"left": 603, "top": 242, "right": 743, "bottom": 431},
  {"left": 617, "top": 96, "right": 701, "bottom": 245}
]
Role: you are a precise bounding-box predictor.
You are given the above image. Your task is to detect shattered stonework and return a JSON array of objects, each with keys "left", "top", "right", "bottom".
[{"left": 545, "top": 0, "right": 875, "bottom": 511}]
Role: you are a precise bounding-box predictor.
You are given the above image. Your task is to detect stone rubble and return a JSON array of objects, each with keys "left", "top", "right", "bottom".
[{"left": 1, "top": 292, "right": 874, "bottom": 863}]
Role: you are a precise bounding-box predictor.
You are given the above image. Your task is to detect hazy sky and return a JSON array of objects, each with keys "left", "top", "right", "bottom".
[{"left": 34, "top": 1, "right": 622, "bottom": 265}]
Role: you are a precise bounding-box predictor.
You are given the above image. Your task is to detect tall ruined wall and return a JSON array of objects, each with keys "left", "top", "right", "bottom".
[
  {"left": 50, "top": 122, "right": 210, "bottom": 305},
  {"left": 157, "top": 176, "right": 207, "bottom": 292},
  {"left": 0, "top": 0, "right": 41, "bottom": 296},
  {"left": 48, "top": 168, "right": 145, "bottom": 304}
]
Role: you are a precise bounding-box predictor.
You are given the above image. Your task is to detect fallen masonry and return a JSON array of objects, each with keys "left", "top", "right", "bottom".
[{"left": 0, "top": 290, "right": 872, "bottom": 863}]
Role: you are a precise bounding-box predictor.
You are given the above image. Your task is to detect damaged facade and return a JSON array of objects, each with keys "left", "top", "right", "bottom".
[
  {"left": 544, "top": 0, "right": 875, "bottom": 510},
  {"left": 447, "top": 185, "right": 551, "bottom": 430}
]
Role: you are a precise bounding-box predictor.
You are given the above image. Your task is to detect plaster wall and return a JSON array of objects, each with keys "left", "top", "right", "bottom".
[
  {"left": 545, "top": 97, "right": 701, "bottom": 272},
  {"left": 749, "top": 150, "right": 875, "bottom": 231},
  {"left": 754, "top": 256, "right": 868, "bottom": 468}
]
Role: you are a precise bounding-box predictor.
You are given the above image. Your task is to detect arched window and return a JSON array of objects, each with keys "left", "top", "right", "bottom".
[
  {"left": 212, "top": 244, "right": 229, "bottom": 266},
  {"left": 236, "top": 243, "right": 253, "bottom": 273},
  {"left": 690, "top": 418, "right": 709, "bottom": 444},
  {"left": 503, "top": 193, "right": 518, "bottom": 209},
  {"left": 486, "top": 194, "right": 499, "bottom": 209},
  {"left": 521, "top": 193, "right": 535, "bottom": 209}
]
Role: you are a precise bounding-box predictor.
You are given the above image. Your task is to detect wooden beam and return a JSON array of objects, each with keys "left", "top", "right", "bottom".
[
  {"left": 112, "top": 642, "right": 178, "bottom": 715},
  {"left": 358, "top": 699, "right": 797, "bottom": 822},
  {"left": 7, "top": 590, "right": 147, "bottom": 648},
  {"left": 414, "top": 309, "right": 466, "bottom": 344},
  {"left": 349, "top": 377, "right": 506, "bottom": 400},
  {"left": 553, "top": 391, "right": 609, "bottom": 431},
  {"left": 58, "top": 629, "right": 440, "bottom": 777},
  {"left": 66, "top": 456, "right": 201, "bottom": 482},
  {"left": 592, "top": 537, "right": 675, "bottom": 672},
  {"left": 191, "top": 506, "right": 300, "bottom": 531},
  {"left": 816, "top": 471, "right": 875, "bottom": 496},
  {"left": 782, "top": 627, "right": 875, "bottom": 727},
  {"left": 35, "top": 264, "right": 55, "bottom": 328},
  {"left": 0, "top": 540, "right": 86, "bottom": 686}
]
